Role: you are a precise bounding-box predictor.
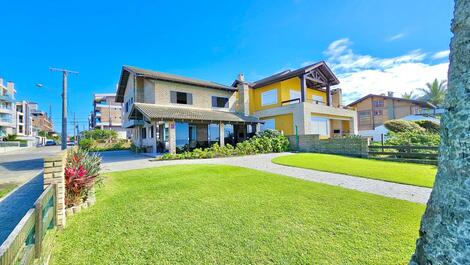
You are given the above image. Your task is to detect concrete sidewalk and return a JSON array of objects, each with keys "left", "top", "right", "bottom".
[{"left": 100, "top": 151, "right": 432, "bottom": 204}]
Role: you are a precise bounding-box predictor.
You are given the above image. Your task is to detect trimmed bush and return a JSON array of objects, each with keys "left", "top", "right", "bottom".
[
  {"left": 414, "top": 120, "right": 440, "bottom": 133},
  {"left": 384, "top": 120, "right": 424, "bottom": 133},
  {"left": 82, "top": 129, "right": 118, "bottom": 141},
  {"left": 385, "top": 131, "right": 440, "bottom": 146},
  {"left": 158, "top": 129, "right": 290, "bottom": 160},
  {"left": 78, "top": 138, "right": 94, "bottom": 150}
]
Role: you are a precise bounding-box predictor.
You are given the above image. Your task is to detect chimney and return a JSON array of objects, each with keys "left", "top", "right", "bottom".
[
  {"left": 387, "top": 91, "right": 394, "bottom": 97},
  {"left": 331, "top": 88, "right": 343, "bottom": 108},
  {"left": 237, "top": 73, "right": 245, "bottom": 82},
  {"left": 236, "top": 73, "right": 250, "bottom": 116}
]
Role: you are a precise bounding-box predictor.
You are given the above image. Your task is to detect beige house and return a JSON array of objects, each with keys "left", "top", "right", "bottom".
[
  {"left": 0, "top": 79, "right": 16, "bottom": 138},
  {"left": 116, "top": 63, "right": 358, "bottom": 154},
  {"left": 347, "top": 92, "right": 436, "bottom": 131}
]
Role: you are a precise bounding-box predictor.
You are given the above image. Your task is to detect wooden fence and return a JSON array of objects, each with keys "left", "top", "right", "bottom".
[
  {"left": 0, "top": 184, "right": 57, "bottom": 265},
  {"left": 368, "top": 145, "right": 439, "bottom": 164}
]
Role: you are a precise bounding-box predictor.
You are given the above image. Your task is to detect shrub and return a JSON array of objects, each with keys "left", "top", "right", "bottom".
[
  {"left": 82, "top": 129, "right": 118, "bottom": 141},
  {"left": 384, "top": 120, "right": 424, "bottom": 133},
  {"left": 79, "top": 138, "right": 94, "bottom": 150},
  {"left": 130, "top": 143, "right": 146, "bottom": 153},
  {"left": 414, "top": 120, "right": 440, "bottom": 133},
  {"left": 385, "top": 131, "right": 440, "bottom": 146},
  {"left": 65, "top": 149, "right": 102, "bottom": 207},
  {"left": 158, "top": 129, "right": 290, "bottom": 160}
]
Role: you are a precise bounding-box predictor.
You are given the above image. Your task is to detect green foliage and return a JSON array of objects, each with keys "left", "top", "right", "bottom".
[
  {"left": 5, "top": 134, "right": 17, "bottom": 141},
  {"left": 385, "top": 131, "right": 440, "bottom": 147},
  {"left": 65, "top": 149, "right": 102, "bottom": 206},
  {"left": 384, "top": 120, "right": 424, "bottom": 133},
  {"left": 414, "top": 120, "right": 440, "bottom": 133},
  {"left": 78, "top": 138, "right": 94, "bottom": 150},
  {"left": 82, "top": 129, "right": 118, "bottom": 141},
  {"left": 417, "top": 78, "right": 447, "bottom": 106},
  {"left": 159, "top": 129, "right": 290, "bottom": 160},
  {"left": 52, "top": 165, "right": 425, "bottom": 264},
  {"left": 130, "top": 143, "right": 146, "bottom": 153}
]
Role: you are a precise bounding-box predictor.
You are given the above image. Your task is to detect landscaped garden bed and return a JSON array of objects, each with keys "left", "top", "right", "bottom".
[
  {"left": 51, "top": 165, "right": 424, "bottom": 264},
  {"left": 272, "top": 153, "right": 436, "bottom": 188}
]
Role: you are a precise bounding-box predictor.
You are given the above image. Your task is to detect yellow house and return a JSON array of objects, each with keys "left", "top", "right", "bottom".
[{"left": 232, "top": 61, "right": 358, "bottom": 138}]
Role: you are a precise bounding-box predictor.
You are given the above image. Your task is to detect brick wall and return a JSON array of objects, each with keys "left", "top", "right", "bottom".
[
  {"left": 43, "top": 150, "right": 67, "bottom": 229},
  {"left": 287, "top": 134, "right": 369, "bottom": 157}
]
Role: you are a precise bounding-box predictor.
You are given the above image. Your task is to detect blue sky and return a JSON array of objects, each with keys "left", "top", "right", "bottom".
[{"left": 0, "top": 0, "right": 454, "bottom": 133}]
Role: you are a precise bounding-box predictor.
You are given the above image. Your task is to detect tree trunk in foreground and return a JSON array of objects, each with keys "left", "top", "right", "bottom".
[{"left": 411, "top": 0, "right": 470, "bottom": 264}]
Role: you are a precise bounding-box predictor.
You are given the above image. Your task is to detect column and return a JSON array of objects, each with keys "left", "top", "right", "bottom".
[
  {"left": 43, "top": 150, "right": 67, "bottom": 229},
  {"left": 326, "top": 83, "right": 331, "bottom": 106},
  {"left": 168, "top": 121, "right": 176, "bottom": 154},
  {"left": 219, "top": 122, "right": 225, "bottom": 147},
  {"left": 300, "top": 74, "right": 307, "bottom": 102}
]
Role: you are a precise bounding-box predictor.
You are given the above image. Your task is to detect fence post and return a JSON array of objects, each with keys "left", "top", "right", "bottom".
[
  {"left": 34, "top": 201, "right": 43, "bottom": 258},
  {"left": 43, "top": 150, "right": 67, "bottom": 229}
]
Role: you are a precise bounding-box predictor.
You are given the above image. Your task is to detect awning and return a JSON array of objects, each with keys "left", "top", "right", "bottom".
[{"left": 129, "top": 103, "right": 264, "bottom": 124}]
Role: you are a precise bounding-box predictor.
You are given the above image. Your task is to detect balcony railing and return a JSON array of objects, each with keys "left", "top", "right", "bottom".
[
  {"left": 0, "top": 94, "right": 14, "bottom": 102},
  {"left": 281, "top": 98, "right": 326, "bottom": 106}
]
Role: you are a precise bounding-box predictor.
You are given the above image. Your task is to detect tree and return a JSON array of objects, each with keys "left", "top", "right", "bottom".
[
  {"left": 418, "top": 79, "right": 447, "bottom": 106},
  {"left": 411, "top": 0, "right": 470, "bottom": 264},
  {"left": 401, "top": 91, "right": 416, "bottom": 99}
]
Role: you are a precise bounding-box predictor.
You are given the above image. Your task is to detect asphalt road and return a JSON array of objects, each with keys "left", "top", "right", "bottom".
[{"left": 0, "top": 146, "right": 61, "bottom": 186}]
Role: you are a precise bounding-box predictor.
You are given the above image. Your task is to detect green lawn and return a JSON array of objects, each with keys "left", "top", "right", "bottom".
[
  {"left": 52, "top": 165, "right": 424, "bottom": 264},
  {"left": 272, "top": 153, "right": 437, "bottom": 188},
  {"left": 0, "top": 184, "right": 17, "bottom": 199}
]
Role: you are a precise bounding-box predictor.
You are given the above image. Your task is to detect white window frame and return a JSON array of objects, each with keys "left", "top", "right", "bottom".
[
  {"left": 312, "top": 95, "right": 324, "bottom": 105},
  {"left": 289, "top": 90, "right": 301, "bottom": 104},
  {"left": 261, "top": 118, "right": 275, "bottom": 131},
  {"left": 261, "top": 89, "right": 278, "bottom": 106},
  {"left": 311, "top": 117, "right": 329, "bottom": 136}
]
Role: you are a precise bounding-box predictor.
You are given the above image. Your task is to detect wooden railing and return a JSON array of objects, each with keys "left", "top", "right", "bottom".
[
  {"left": 368, "top": 145, "right": 439, "bottom": 164},
  {"left": 0, "top": 184, "right": 57, "bottom": 265}
]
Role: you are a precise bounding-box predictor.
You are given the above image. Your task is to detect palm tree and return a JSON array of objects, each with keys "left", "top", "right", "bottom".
[
  {"left": 401, "top": 91, "right": 416, "bottom": 99},
  {"left": 411, "top": 0, "right": 470, "bottom": 263},
  {"left": 417, "top": 78, "right": 447, "bottom": 106}
]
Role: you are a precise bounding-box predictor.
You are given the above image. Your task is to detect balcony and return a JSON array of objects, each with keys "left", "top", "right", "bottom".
[
  {"left": 0, "top": 94, "right": 14, "bottom": 102},
  {"left": 0, "top": 106, "right": 12, "bottom": 114}
]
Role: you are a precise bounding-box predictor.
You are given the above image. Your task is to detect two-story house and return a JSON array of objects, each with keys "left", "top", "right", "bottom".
[
  {"left": 347, "top": 92, "right": 436, "bottom": 139},
  {"left": 116, "top": 62, "right": 358, "bottom": 154}
]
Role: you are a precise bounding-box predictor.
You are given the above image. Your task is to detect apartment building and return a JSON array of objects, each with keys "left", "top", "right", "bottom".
[
  {"left": 347, "top": 92, "right": 436, "bottom": 138},
  {"left": 116, "top": 62, "right": 358, "bottom": 154},
  {"left": 90, "top": 93, "right": 126, "bottom": 138},
  {"left": 15, "top": 101, "right": 36, "bottom": 137},
  {"left": 0, "top": 79, "right": 16, "bottom": 138},
  {"left": 31, "top": 109, "right": 53, "bottom": 132}
]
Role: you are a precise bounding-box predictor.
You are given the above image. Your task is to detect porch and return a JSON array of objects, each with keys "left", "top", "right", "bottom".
[{"left": 128, "top": 103, "right": 263, "bottom": 154}]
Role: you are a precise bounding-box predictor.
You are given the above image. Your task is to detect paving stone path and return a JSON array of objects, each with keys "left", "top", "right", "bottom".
[{"left": 101, "top": 151, "right": 432, "bottom": 204}]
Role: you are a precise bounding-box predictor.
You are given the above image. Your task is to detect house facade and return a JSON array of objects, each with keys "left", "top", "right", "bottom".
[
  {"left": 0, "top": 79, "right": 16, "bottom": 138},
  {"left": 233, "top": 62, "right": 357, "bottom": 139},
  {"left": 90, "top": 93, "right": 126, "bottom": 138},
  {"left": 347, "top": 92, "right": 436, "bottom": 140},
  {"left": 116, "top": 62, "right": 358, "bottom": 154}
]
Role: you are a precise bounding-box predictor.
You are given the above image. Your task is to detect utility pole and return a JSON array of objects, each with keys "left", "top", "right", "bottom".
[
  {"left": 50, "top": 68, "right": 78, "bottom": 150},
  {"left": 73, "top": 112, "right": 76, "bottom": 144}
]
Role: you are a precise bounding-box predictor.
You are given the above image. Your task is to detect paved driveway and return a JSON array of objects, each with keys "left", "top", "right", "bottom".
[
  {"left": 0, "top": 146, "right": 61, "bottom": 186},
  {"left": 99, "top": 151, "right": 432, "bottom": 204}
]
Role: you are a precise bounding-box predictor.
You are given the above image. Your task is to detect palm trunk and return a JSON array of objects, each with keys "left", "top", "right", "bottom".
[{"left": 411, "top": 0, "right": 470, "bottom": 264}]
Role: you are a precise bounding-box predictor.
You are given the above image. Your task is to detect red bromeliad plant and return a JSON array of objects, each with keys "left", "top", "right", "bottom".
[{"left": 65, "top": 148, "right": 102, "bottom": 207}]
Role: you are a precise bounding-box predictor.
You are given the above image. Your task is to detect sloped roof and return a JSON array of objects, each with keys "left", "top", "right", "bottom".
[
  {"left": 130, "top": 103, "right": 263, "bottom": 124},
  {"left": 347, "top": 94, "right": 436, "bottom": 109},
  {"left": 231, "top": 61, "right": 339, "bottom": 89},
  {"left": 116, "top": 65, "right": 235, "bottom": 102}
]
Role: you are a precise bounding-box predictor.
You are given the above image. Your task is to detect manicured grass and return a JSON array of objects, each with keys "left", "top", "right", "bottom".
[
  {"left": 0, "top": 184, "right": 17, "bottom": 199},
  {"left": 272, "top": 153, "right": 437, "bottom": 188},
  {"left": 52, "top": 165, "right": 424, "bottom": 264}
]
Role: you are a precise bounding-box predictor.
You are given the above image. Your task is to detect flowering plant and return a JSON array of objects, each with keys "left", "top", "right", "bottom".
[{"left": 64, "top": 149, "right": 102, "bottom": 207}]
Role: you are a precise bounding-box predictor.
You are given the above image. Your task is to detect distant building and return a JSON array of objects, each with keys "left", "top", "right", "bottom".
[
  {"left": 15, "top": 101, "right": 35, "bottom": 137},
  {"left": 347, "top": 92, "right": 437, "bottom": 140},
  {"left": 89, "top": 93, "right": 126, "bottom": 138},
  {"left": 0, "top": 78, "right": 16, "bottom": 139},
  {"left": 31, "top": 109, "right": 53, "bottom": 132}
]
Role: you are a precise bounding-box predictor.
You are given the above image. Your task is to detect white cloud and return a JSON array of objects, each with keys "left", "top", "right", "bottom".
[
  {"left": 387, "top": 33, "right": 406, "bottom": 41},
  {"left": 432, "top": 50, "right": 450, "bottom": 59},
  {"left": 321, "top": 38, "right": 449, "bottom": 104}
]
